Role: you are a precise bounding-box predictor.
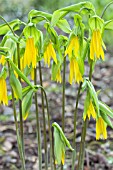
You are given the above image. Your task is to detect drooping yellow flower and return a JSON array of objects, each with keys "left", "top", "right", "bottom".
[
  {"left": 96, "top": 117, "right": 107, "bottom": 140},
  {"left": 23, "top": 37, "right": 37, "bottom": 68},
  {"left": 0, "top": 77, "right": 8, "bottom": 105},
  {"left": 0, "top": 55, "right": 6, "bottom": 65},
  {"left": 65, "top": 36, "right": 79, "bottom": 59},
  {"left": 90, "top": 29, "right": 105, "bottom": 60},
  {"left": 44, "top": 42, "right": 57, "bottom": 67},
  {"left": 55, "top": 69, "right": 62, "bottom": 83},
  {"left": 69, "top": 58, "right": 83, "bottom": 84},
  {"left": 84, "top": 100, "right": 96, "bottom": 120}
]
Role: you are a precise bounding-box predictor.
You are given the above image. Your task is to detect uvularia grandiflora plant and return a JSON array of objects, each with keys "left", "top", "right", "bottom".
[{"left": 0, "top": 1, "right": 113, "bottom": 170}]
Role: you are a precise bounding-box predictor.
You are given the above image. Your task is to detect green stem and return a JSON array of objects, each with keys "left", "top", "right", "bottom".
[
  {"left": 62, "top": 57, "right": 66, "bottom": 131},
  {"left": 36, "top": 84, "right": 54, "bottom": 169},
  {"left": 17, "top": 43, "right": 24, "bottom": 154},
  {"left": 77, "top": 61, "right": 93, "bottom": 170},
  {"left": 8, "top": 62, "right": 26, "bottom": 170},
  {"left": 61, "top": 57, "right": 66, "bottom": 170},
  {"left": 101, "top": 1, "right": 113, "bottom": 18},
  {"left": 42, "top": 87, "right": 53, "bottom": 170},
  {"left": 72, "top": 82, "right": 82, "bottom": 170},
  {"left": 38, "top": 61, "right": 48, "bottom": 170},
  {"left": 0, "top": 15, "right": 16, "bottom": 36},
  {"left": 34, "top": 68, "right": 42, "bottom": 170}
]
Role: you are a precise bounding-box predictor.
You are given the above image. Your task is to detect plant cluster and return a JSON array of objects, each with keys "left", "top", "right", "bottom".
[{"left": 0, "top": 1, "right": 113, "bottom": 170}]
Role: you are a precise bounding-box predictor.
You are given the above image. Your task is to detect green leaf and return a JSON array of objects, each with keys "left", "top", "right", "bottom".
[
  {"left": 51, "top": 2, "right": 95, "bottom": 26},
  {"left": 53, "top": 127, "right": 65, "bottom": 165},
  {"left": 0, "top": 19, "right": 21, "bottom": 35},
  {"left": 8, "top": 58, "right": 34, "bottom": 88},
  {"left": 44, "top": 22, "right": 58, "bottom": 44},
  {"left": 23, "top": 24, "right": 40, "bottom": 44},
  {"left": 104, "top": 20, "right": 113, "bottom": 30},
  {"left": 86, "top": 80, "right": 99, "bottom": 116},
  {"left": 77, "top": 57, "right": 84, "bottom": 75},
  {"left": 22, "top": 89, "right": 34, "bottom": 120},
  {"left": 10, "top": 71, "right": 22, "bottom": 100},
  {"left": 56, "top": 19, "right": 71, "bottom": 33},
  {"left": 51, "top": 10, "right": 67, "bottom": 27},
  {"left": 0, "top": 47, "right": 9, "bottom": 56},
  {"left": 83, "top": 93, "right": 90, "bottom": 119},
  {"left": 81, "top": 79, "right": 87, "bottom": 92},
  {"left": 99, "top": 100, "right": 113, "bottom": 119},
  {"left": 0, "top": 66, "right": 7, "bottom": 79},
  {"left": 28, "top": 10, "right": 52, "bottom": 23},
  {"left": 51, "top": 62, "right": 61, "bottom": 81},
  {"left": 100, "top": 112, "right": 113, "bottom": 128},
  {"left": 52, "top": 122, "right": 74, "bottom": 151},
  {"left": 89, "top": 15, "right": 104, "bottom": 31}
]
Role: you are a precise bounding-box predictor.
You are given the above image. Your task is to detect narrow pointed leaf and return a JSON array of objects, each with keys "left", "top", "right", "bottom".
[
  {"left": 99, "top": 100, "right": 113, "bottom": 118},
  {"left": 100, "top": 112, "right": 113, "bottom": 128},
  {"left": 22, "top": 89, "right": 34, "bottom": 120}
]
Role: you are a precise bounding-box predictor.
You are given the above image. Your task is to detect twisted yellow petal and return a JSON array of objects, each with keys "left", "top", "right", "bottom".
[
  {"left": 65, "top": 36, "right": 79, "bottom": 59},
  {"left": 69, "top": 58, "right": 83, "bottom": 84},
  {"left": 23, "top": 37, "right": 37, "bottom": 68},
  {"left": 90, "top": 29, "right": 105, "bottom": 60},
  {"left": 56, "top": 69, "right": 62, "bottom": 83},
  {"left": 44, "top": 42, "right": 57, "bottom": 66},
  {"left": 0, "top": 77, "right": 8, "bottom": 105},
  {"left": 84, "top": 100, "right": 96, "bottom": 120},
  {"left": 96, "top": 117, "right": 107, "bottom": 140}
]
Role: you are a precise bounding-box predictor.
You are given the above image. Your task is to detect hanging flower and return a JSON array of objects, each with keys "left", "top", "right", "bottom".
[
  {"left": 23, "top": 37, "right": 37, "bottom": 68},
  {"left": 52, "top": 122, "right": 74, "bottom": 165},
  {"left": 65, "top": 36, "right": 79, "bottom": 59},
  {"left": 0, "top": 55, "right": 6, "bottom": 65},
  {"left": 83, "top": 100, "right": 96, "bottom": 120},
  {"left": 96, "top": 117, "right": 107, "bottom": 140},
  {"left": 69, "top": 58, "right": 83, "bottom": 84},
  {"left": 0, "top": 77, "right": 8, "bottom": 105},
  {"left": 90, "top": 29, "right": 105, "bottom": 61},
  {"left": 44, "top": 42, "right": 57, "bottom": 67}
]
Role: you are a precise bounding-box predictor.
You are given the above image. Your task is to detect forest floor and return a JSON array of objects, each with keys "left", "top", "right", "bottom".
[{"left": 0, "top": 53, "right": 113, "bottom": 170}]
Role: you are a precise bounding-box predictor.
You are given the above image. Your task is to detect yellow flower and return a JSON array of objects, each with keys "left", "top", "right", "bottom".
[
  {"left": 0, "top": 77, "right": 8, "bottom": 105},
  {"left": 96, "top": 117, "right": 107, "bottom": 140},
  {"left": 69, "top": 58, "right": 83, "bottom": 84},
  {"left": 0, "top": 55, "right": 6, "bottom": 65},
  {"left": 44, "top": 42, "right": 57, "bottom": 67},
  {"left": 65, "top": 36, "right": 79, "bottom": 59},
  {"left": 90, "top": 29, "right": 105, "bottom": 60},
  {"left": 55, "top": 69, "right": 62, "bottom": 83},
  {"left": 23, "top": 37, "right": 37, "bottom": 68},
  {"left": 84, "top": 100, "right": 96, "bottom": 120}
]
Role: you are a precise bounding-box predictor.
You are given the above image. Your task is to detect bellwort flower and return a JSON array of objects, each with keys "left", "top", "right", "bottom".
[
  {"left": 65, "top": 36, "right": 83, "bottom": 84},
  {"left": 55, "top": 69, "right": 62, "bottom": 83},
  {"left": 96, "top": 117, "right": 107, "bottom": 140},
  {"left": 23, "top": 37, "right": 37, "bottom": 68},
  {"left": 84, "top": 100, "right": 96, "bottom": 120},
  {"left": 65, "top": 36, "right": 79, "bottom": 59},
  {"left": 90, "top": 29, "right": 105, "bottom": 60},
  {"left": 0, "top": 77, "right": 8, "bottom": 105},
  {"left": 69, "top": 58, "right": 83, "bottom": 84},
  {"left": 44, "top": 42, "right": 57, "bottom": 67}
]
